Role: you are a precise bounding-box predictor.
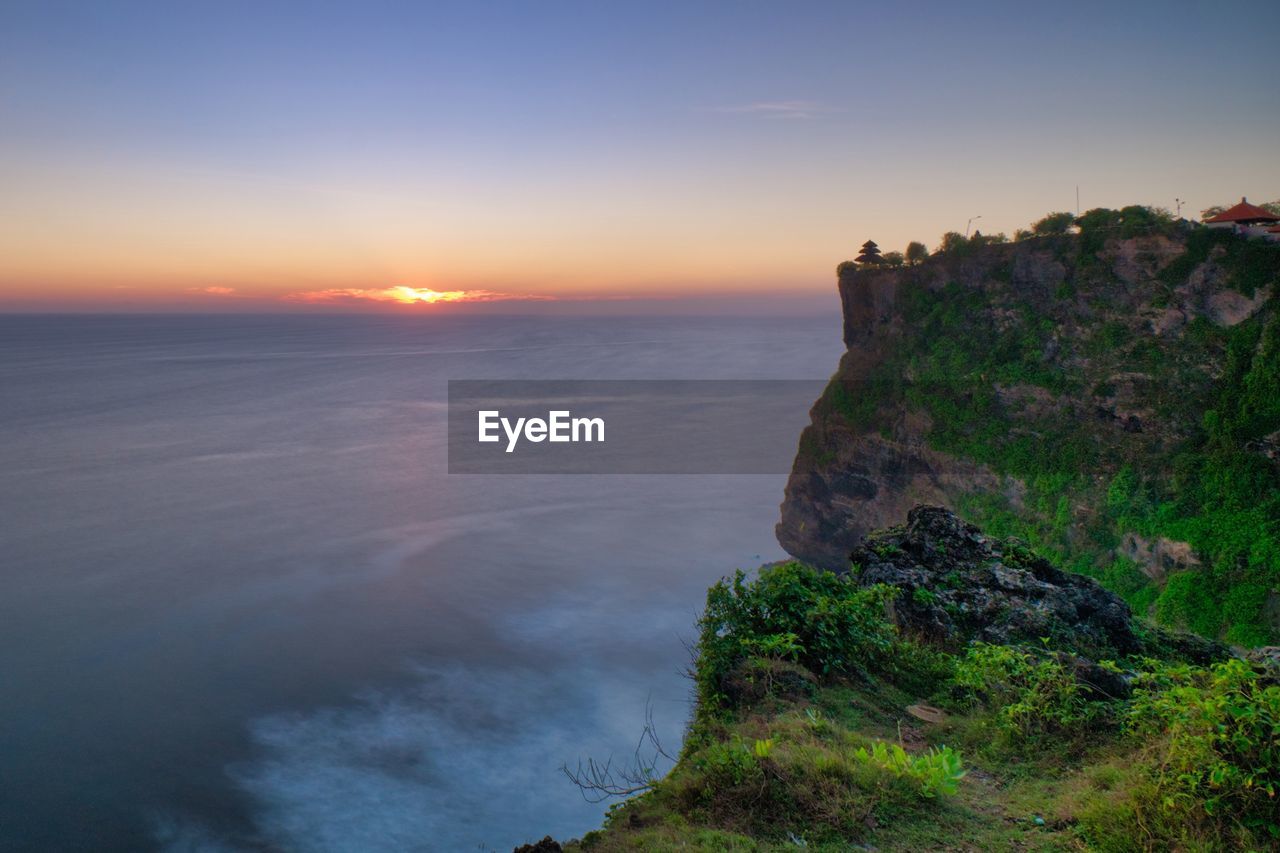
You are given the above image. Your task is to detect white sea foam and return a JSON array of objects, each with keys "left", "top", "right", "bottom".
[{"left": 226, "top": 663, "right": 665, "bottom": 852}]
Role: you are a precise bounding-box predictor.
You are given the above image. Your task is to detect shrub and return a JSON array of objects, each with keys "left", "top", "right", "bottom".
[
  {"left": 951, "top": 643, "right": 1111, "bottom": 746},
  {"left": 1126, "top": 658, "right": 1280, "bottom": 840},
  {"left": 697, "top": 563, "right": 898, "bottom": 706},
  {"left": 905, "top": 241, "right": 929, "bottom": 265}
]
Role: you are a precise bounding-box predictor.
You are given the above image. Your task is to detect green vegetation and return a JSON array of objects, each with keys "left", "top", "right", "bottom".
[
  {"left": 951, "top": 643, "right": 1113, "bottom": 749},
  {"left": 822, "top": 221, "right": 1280, "bottom": 643},
  {"left": 697, "top": 562, "right": 900, "bottom": 690},
  {"left": 1124, "top": 658, "right": 1280, "bottom": 845},
  {"left": 920, "top": 205, "right": 1175, "bottom": 262},
  {"left": 1032, "top": 211, "right": 1075, "bottom": 235},
  {"left": 565, "top": 562, "right": 1280, "bottom": 851}
]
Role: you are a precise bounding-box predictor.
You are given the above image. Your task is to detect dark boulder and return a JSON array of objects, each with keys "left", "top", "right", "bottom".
[{"left": 848, "top": 506, "right": 1140, "bottom": 659}]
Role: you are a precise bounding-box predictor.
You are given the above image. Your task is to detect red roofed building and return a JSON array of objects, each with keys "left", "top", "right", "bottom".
[{"left": 1203, "top": 197, "right": 1280, "bottom": 229}]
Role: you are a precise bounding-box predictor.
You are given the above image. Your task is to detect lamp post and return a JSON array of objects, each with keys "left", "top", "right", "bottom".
[{"left": 965, "top": 215, "right": 982, "bottom": 238}]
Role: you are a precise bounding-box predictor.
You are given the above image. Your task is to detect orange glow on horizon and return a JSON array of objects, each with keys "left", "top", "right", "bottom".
[{"left": 281, "top": 286, "right": 558, "bottom": 305}]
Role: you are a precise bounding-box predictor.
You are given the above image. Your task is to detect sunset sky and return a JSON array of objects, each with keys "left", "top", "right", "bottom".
[{"left": 3, "top": 1, "right": 1278, "bottom": 311}]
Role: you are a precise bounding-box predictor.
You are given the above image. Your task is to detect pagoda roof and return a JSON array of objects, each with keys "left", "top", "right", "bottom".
[{"left": 1204, "top": 198, "right": 1280, "bottom": 224}]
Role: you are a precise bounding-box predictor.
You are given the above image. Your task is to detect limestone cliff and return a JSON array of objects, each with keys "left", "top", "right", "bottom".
[{"left": 778, "top": 226, "right": 1280, "bottom": 644}]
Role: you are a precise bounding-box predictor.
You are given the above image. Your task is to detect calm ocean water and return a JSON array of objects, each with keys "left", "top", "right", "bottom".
[{"left": 0, "top": 313, "right": 840, "bottom": 852}]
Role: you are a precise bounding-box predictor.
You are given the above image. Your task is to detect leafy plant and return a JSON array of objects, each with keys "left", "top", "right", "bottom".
[
  {"left": 951, "top": 643, "right": 1109, "bottom": 745},
  {"left": 1127, "top": 658, "right": 1280, "bottom": 838},
  {"left": 852, "top": 741, "right": 966, "bottom": 798}
]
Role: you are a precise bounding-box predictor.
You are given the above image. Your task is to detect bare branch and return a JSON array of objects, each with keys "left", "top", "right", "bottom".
[{"left": 561, "top": 698, "right": 675, "bottom": 803}]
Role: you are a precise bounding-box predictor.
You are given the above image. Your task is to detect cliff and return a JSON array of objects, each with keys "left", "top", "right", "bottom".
[{"left": 778, "top": 226, "right": 1280, "bottom": 645}]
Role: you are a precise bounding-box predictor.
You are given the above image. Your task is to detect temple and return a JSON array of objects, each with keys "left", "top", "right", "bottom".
[
  {"left": 1203, "top": 197, "right": 1280, "bottom": 239},
  {"left": 854, "top": 240, "right": 882, "bottom": 265}
]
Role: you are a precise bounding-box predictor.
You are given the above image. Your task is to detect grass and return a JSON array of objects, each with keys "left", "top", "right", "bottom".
[{"left": 569, "top": 675, "right": 1257, "bottom": 852}]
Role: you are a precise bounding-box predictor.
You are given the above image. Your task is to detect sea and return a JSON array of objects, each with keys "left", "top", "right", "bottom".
[{"left": 0, "top": 312, "right": 841, "bottom": 852}]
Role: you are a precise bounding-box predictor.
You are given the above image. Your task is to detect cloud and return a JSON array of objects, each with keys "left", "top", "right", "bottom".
[
  {"left": 189, "top": 286, "right": 237, "bottom": 295},
  {"left": 715, "top": 100, "right": 839, "bottom": 120},
  {"left": 281, "top": 286, "right": 555, "bottom": 305}
]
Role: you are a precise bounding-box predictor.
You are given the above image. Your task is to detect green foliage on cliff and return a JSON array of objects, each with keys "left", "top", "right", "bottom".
[
  {"left": 698, "top": 563, "right": 899, "bottom": 688},
  {"left": 818, "top": 226, "right": 1280, "bottom": 644}
]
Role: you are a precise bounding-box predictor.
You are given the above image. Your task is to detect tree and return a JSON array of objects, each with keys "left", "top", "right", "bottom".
[
  {"left": 1075, "top": 208, "right": 1122, "bottom": 231},
  {"left": 1031, "top": 211, "right": 1075, "bottom": 236},
  {"left": 882, "top": 251, "right": 905, "bottom": 268},
  {"left": 937, "top": 231, "right": 968, "bottom": 254},
  {"left": 1118, "top": 205, "right": 1173, "bottom": 228},
  {"left": 905, "top": 241, "right": 928, "bottom": 265}
]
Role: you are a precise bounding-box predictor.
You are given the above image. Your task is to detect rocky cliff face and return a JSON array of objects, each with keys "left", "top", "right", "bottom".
[
  {"left": 778, "top": 228, "right": 1280, "bottom": 644},
  {"left": 782, "top": 236, "right": 1104, "bottom": 571}
]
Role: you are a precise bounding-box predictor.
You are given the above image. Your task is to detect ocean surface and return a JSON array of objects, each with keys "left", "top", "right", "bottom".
[{"left": 0, "top": 312, "right": 841, "bottom": 852}]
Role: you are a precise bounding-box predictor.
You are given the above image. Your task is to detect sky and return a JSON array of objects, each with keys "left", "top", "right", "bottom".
[{"left": 2, "top": 0, "right": 1278, "bottom": 312}]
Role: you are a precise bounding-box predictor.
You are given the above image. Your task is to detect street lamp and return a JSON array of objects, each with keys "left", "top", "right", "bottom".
[{"left": 965, "top": 215, "right": 982, "bottom": 238}]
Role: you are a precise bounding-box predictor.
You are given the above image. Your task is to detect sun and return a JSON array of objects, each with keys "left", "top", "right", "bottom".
[{"left": 388, "top": 286, "right": 472, "bottom": 304}]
